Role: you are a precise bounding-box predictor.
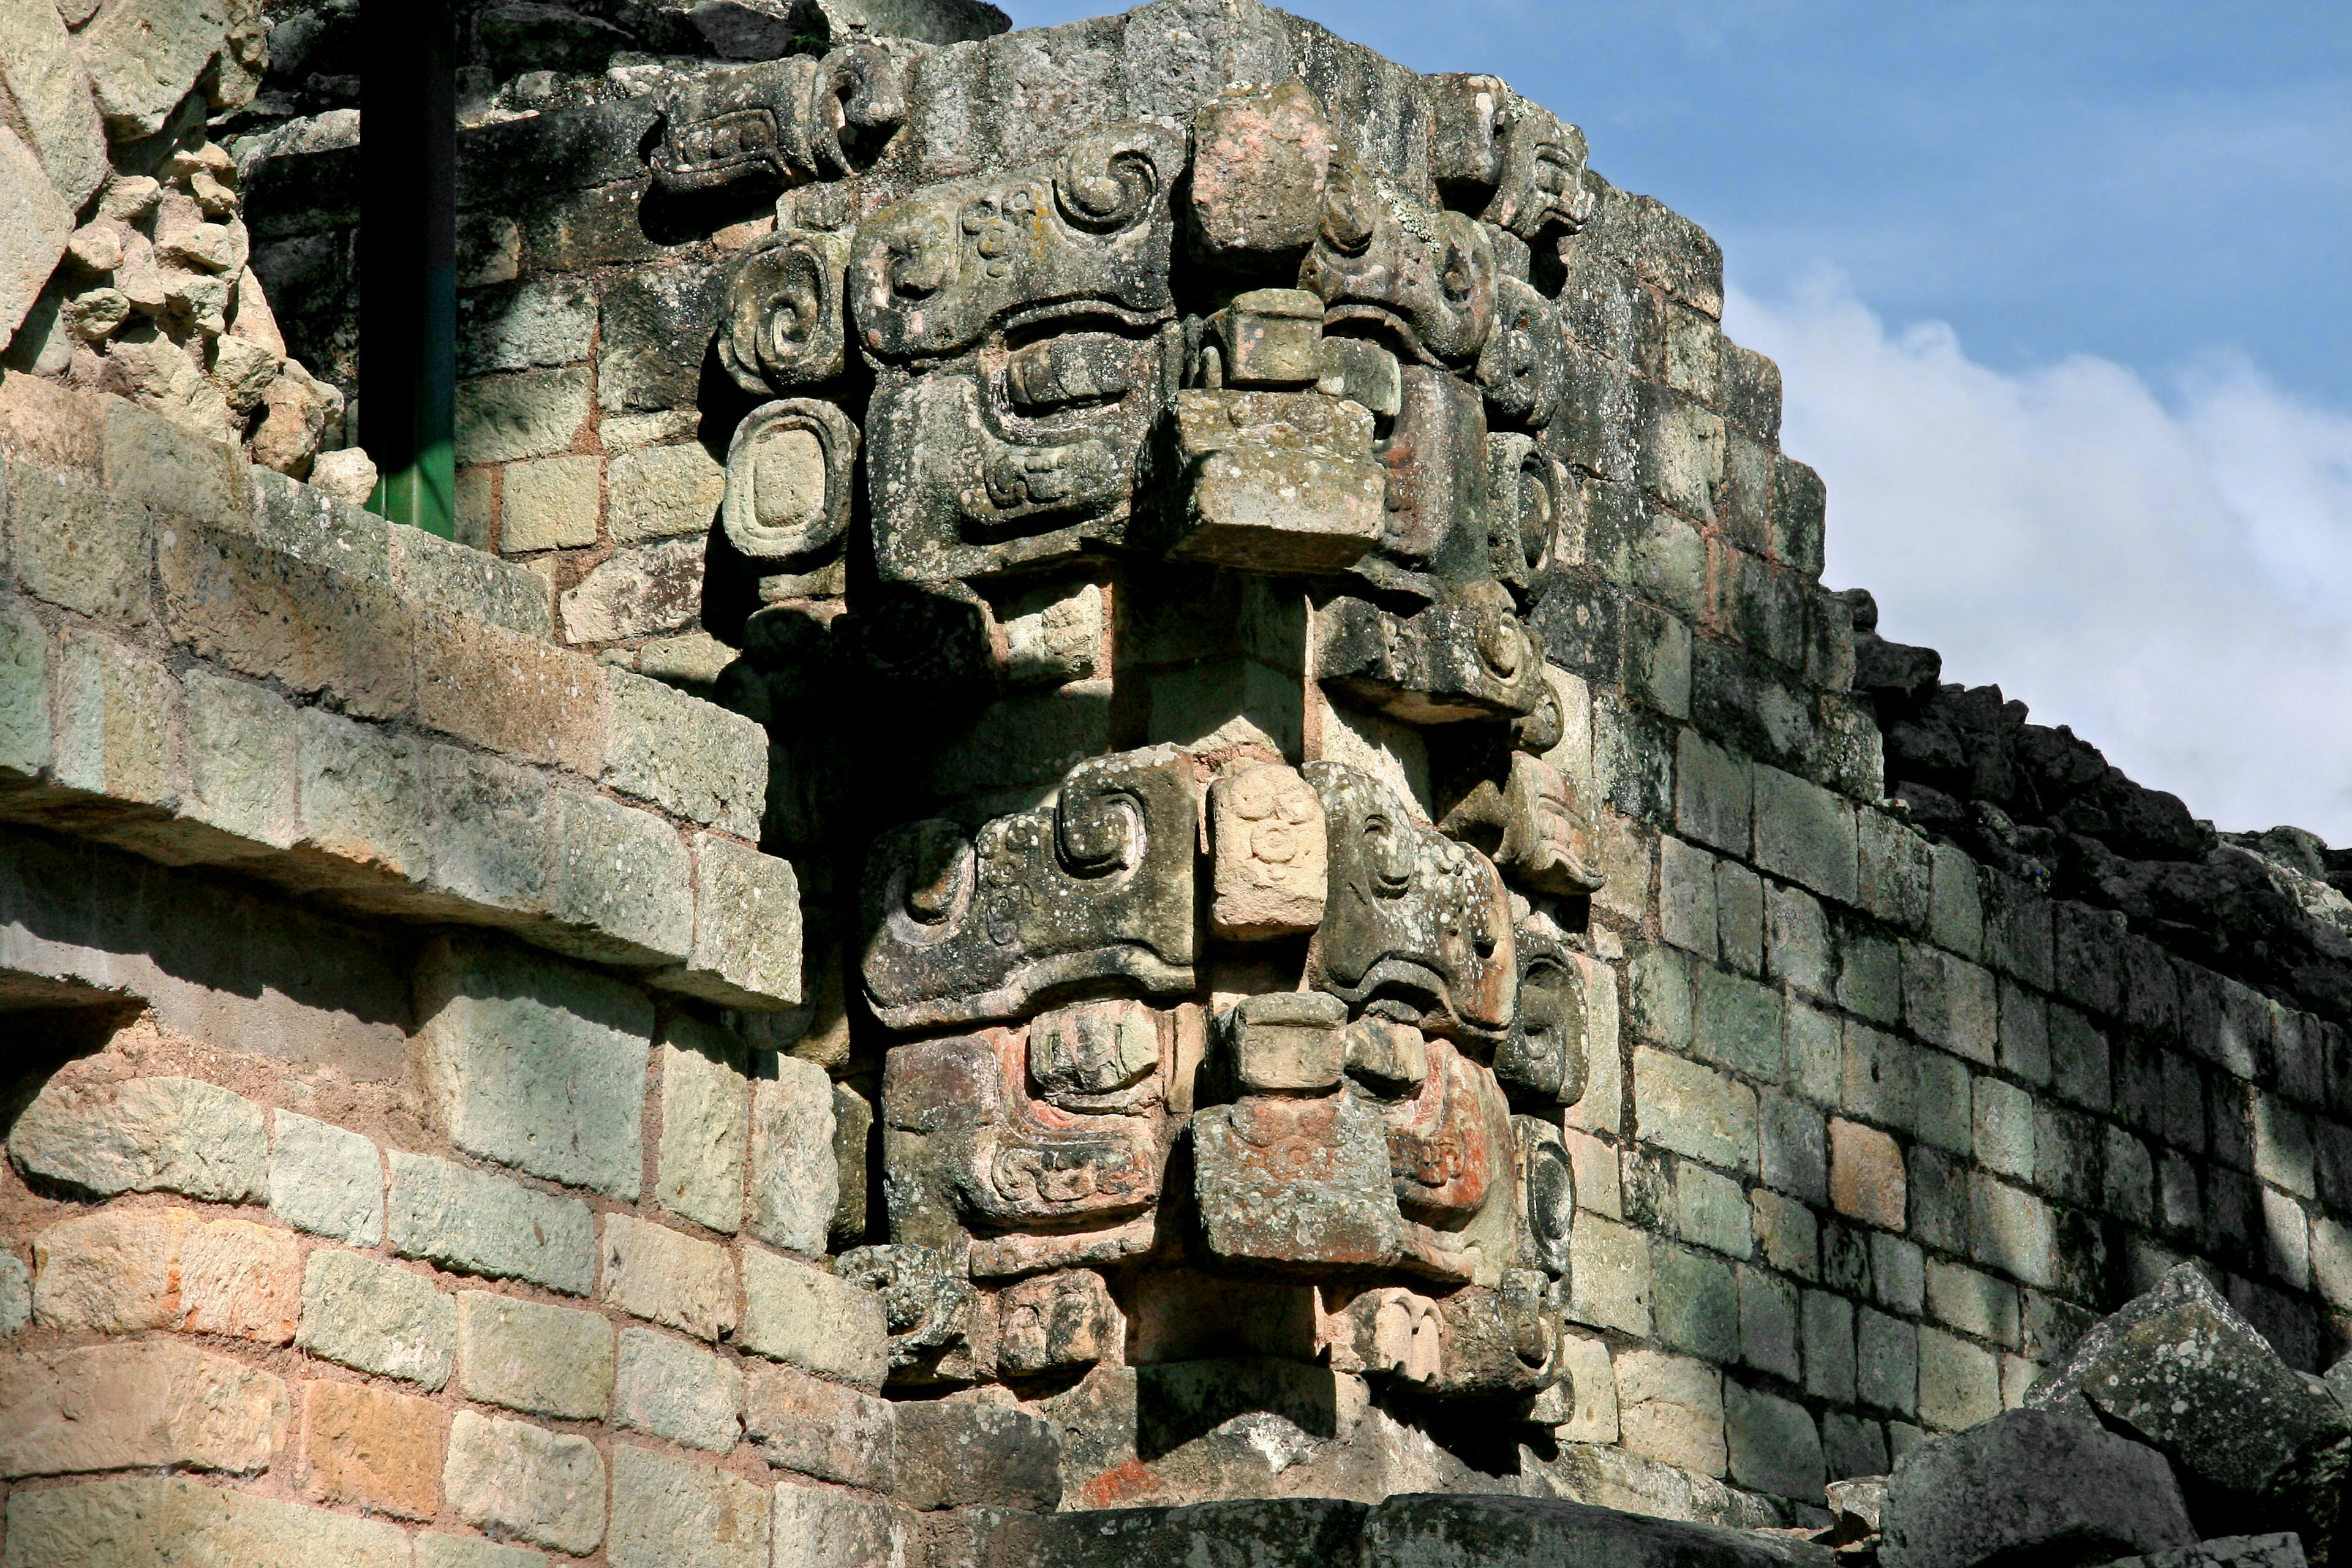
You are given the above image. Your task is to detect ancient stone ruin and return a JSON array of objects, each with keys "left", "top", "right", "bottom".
[{"left": 6, "top": 0, "right": 2352, "bottom": 1564}]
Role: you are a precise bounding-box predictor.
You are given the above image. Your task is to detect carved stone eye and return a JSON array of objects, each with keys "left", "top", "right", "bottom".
[
  {"left": 1321, "top": 160, "right": 1378, "bottom": 255},
  {"left": 1055, "top": 135, "right": 1159, "bottom": 232}
]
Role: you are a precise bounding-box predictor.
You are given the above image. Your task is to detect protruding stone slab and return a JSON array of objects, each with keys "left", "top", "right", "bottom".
[{"left": 1880, "top": 1407, "right": 2195, "bottom": 1568}]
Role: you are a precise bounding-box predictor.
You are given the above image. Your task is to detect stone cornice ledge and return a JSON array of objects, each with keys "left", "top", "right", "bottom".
[{"left": 0, "top": 370, "right": 798, "bottom": 1011}]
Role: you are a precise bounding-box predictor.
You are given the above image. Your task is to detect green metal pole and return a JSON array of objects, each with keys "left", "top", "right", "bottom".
[{"left": 361, "top": 0, "right": 457, "bottom": 538}]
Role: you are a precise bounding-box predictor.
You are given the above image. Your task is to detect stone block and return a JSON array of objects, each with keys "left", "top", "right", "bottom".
[
  {"left": 1980, "top": 870, "right": 2054, "bottom": 990},
  {"left": 1210, "top": 761, "right": 1329, "bottom": 938},
  {"left": 458, "top": 276, "right": 597, "bottom": 376},
  {"left": 1926, "top": 842, "right": 1981, "bottom": 959},
  {"left": 269, "top": 1109, "right": 383, "bottom": 1246},
  {"left": 391, "top": 522, "right": 556, "bottom": 638},
  {"left": 182, "top": 668, "right": 300, "bottom": 848},
  {"left": 604, "top": 668, "right": 766, "bottom": 837},
  {"left": 742, "top": 1359, "right": 895, "bottom": 1487},
  {"left": 1859, "top": 809, "right": 1931, "bottom": 930},
  {"left": 9, "top": 466, "right": 148, "bottom": 627},
  {"left": 295, "top": 708, "right": 430, "bottom": 881},
  {"left": 892, "top": 1399, "right": 1063, "bottom": 1511},
  {"left": 163, "top": 526, "right": 417, "bottom": 721},
  {"left": 1760, "top": 1090, "right": 1827, "bottom": 1204},
  {"left": 385, "top": 1150, "right": 597, "bottom": 1295},
  {"left": 1615, "top": 1347, "right": 1725, "bottom": 1478},
  {"left": 0, "top": 0, "right": 105, "bottom": 207},
  {"left": 737, "top": 1245, "right": 888, "bottom": 1390},
  {"left": 0, "top": 129, "right": 71, "bottom": 355},
  {"left": 1912, "top": 1049, "right": 1972, "bottom": 1155},
  {"left": 1784, "top": 999, "right": 1841, "bottom": 1104},
  {"left": 417, "top": 934, "right": 652, "bottom": 1200},
  {"left": 1829, "top": 1118, "right": 1905, "bottom": 1230},
  {"left": 421, "top": 743, "right": 557, "bottom": 913},
  {"left": 657, "top": 1022, "right": 748, "bottom": 1234},
  {"left": 748, "top": 1055, "right": 836, "bottom": 1255},
  {"left": 500, "top": 454, "right": 602, "bottom": 551},
  {"left": 1970, "top": 1173, "right": 2056, "bottom": 1289},
  {"left": 614, "top": 1327, "right": 743, "bottom": 1455},
  {"left": 296, "top": 1248, "right": 458, "bottom": 1387},
  {"left": 607, "top": 1443, "right": 770, "bottom": 1568},
  {"left": 458, "top": 1289, "right": 614, "bottom": 1419},
  {"left": 1569, "top": 1214, "right": 1654, "bottom": 1335},
  {"left": 1624, "top": 942, "right": 1694, "bottom": 1050},
  {"left": 545, "top": 786, "right": 696, "bottom": 965},
  {"left": 1737, "top": 1264, "right": 1800, "bottom": 1381},
  {"left": 1999, "top": 979, "right": 2051, "bottom": 1085},
  {"left": 1659, "top": 836, "right": 1717, "bottom": 957},
  {"left": 9, "top": 1074, "right": 265, "bottom": 1202},
  {"left": 1838, "top": 934, "right": 1902, "bottom": 1025},
  {"left": 1227, "top": 990, "right": 1349, "bottom": 1091},
  {"left": 1902, "top": 943, "right": 1997, "bottom": 1066},
  {"left": 1676, "top": 1161, "right": 1754, "bottom": 1259},
  {"left": 1858, "top": 1307, "right": 1918, "bottom": 1416},
  {"left": 0, "top": 1476, "right": 410, "bottom": 1568},
  {"left": 560, "top": 535, "right": 706, "bottom": 643},
  {"left": 415, "top": 613, "right": 603, "bottom": 775},
  {"left": 667, "top": 832, "right": 802, "bottom": 1009},
  {"left": 1692, "top": 965, "right": 1781, "bottom": 1080},
  {"left": 1754, "top": 1189, "right": 1819, "bottom": 1280},
  {"left": 2051, "top": 1005, "right": 2112, "bottom": 1112},
  {"left": 300, "top": 1377, "right": 446, "bottom": 1520},
  {"left": 2055, "top": 900, "right": 2125, "bottom": 1017},
  {"left": 1654, "top": 1241, "right": 1738, "bottom": 1360},
  {"left": 51, "top": 625, "right": 176, "bottom": 806},
  {"left": 771, "top": 1482, "right": 914, "bottom": 1568},
  {"left": 0, "top": 1249, "right": 27, "bottom": 1336},
  {"left": 1880, "top": 1408, "right": 2194, "bottom": 1568},
  {"left": 1915, "top": 1326, "right": 1999, "bottom": 1433},
  {"left": 0, "top": 600, "right": 48, "bottom": 780},
  {"left": 177, "top": 1213, "right": 301, "bottom": 1343},
  {"left": 1871, "top": 1233, "right": 1925, "bottom": 1314},
  {"left": 418, "top": 1535, "right": 549, "bottom": 1568},
  {"left": 1724, "top": 1379, "right": 1825, "bottom": 1502},
  {"left": 609, "top": 440, "right": 727, "bottom": 543},
  {"left": 1842, "top": 1021, "right": 1916, "bottom": 1128},
  {"left": 1754, "top": 764, "right": 1857, "bottom": 907},
  {"left": 1634, "top": 1047, "right": 1757, "bottom": 1174},
  {"left": 1717, "top": 861, "right": 1764, "bottom": 974},
  {"left": 445, "top": 1409, "right": 606, "bottom": 1557},
  {"left": 600, "top": 1213, "right": 738, "bottom": 1341},
  {"left": 1675, "top": 727, "right": 1751, "bottom": 854},
  {"left": 1973, "top": 1076, "right": 2034, "bottom": 1180},
  {"left": 1545, "top": 1327, "right": 1621, "bottom": 1444},
  {"left": 1803, "top": 1290, "right": 1856, "bottom": 1401},
  {"left": 0, "top": 1341, "right": 288, "bottom": 1477},
  {"left": 455, "top": 368, "right": 592, "bottom": 464}
]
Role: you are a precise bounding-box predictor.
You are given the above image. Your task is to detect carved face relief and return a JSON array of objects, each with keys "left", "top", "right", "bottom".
[{"left": 650, "top": 31, "right": 1619, "bottom": 1414}]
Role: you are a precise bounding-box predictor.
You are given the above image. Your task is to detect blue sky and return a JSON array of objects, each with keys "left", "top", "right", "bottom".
[{"left": 1006, "top": 2, "right": 2352, "bottom": 838}]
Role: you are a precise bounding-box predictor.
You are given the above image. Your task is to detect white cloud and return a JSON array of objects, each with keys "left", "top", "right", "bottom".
[{"left": 1725, "top": 272, "right": 2352, "bottom": 842}]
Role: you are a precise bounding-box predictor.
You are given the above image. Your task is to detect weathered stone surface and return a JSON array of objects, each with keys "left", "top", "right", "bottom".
[
  {"left": 445, "top": 1409, "right": 606, "bottom": 1558},
  {"left": 614, "top": 1326, "right": 743, "bottom": 1454},
  {"left": 297, "top": 1248, "right": 458, "bottom": 1388},
  {"left": 0, "top": 0, "right": 106, "bottom": 209},
  {"left": 611, "top": 440, "right": 728, "bottom": 543},
  {"left": 743, "top": 1359, "right": 895, "bottom": 1487},
  {"left": 9, "top": 1074, "right": 266, "bottom": 1202},
  {"left": 771, "top": 1481, "right": 913, "bottom": 1568},
  {"left": 1358, "top": 1494, "right": 1825, "bottom": 1568},
  {"left": 606, "top": 1443, "right": 770, "bottom": 1568},
  {"left": 298, "top": 1378, "right": 446, "bottom": 1520},
  {"left": 417, "top": 1533, "right": 551, "bottom": 1568},
  {"left": 894, "top": 1398, "right": 1063, "bottom": 1511},
  {"left": 499, "top": 454, "right": 601, "bottom": 551},
  {"left": 738, "top": 1245, "right": 888, "bottom": 1389},
  {"left": 748, "top": 1054, "right": 837, "bottom": 1253},
  {"left": 418, "top": 934, "right": 652, "bottom": 1200},
  {"left": 1, "top": 131, "right": 73, "bottom": 350},
  {"left": 2027, "top": 1263, "right": 2345, "bottom": 1506},
  {"left": 0, "top": 1341, "right": 288, "bottom": 1477},
  {"left": 657, "top": 1022, "right": 749, "bottom": 1233},
  {"left": 0, "top": 1476, "right": 410, "bottom": 1568},
  {"left": 674, "top": 831, "right": 804, "bottom": 1008},
  {"left": 458, "top": 1289, "right": 615, "bottom": 1420},
  {"left": 32, "top": 1206, "right": 298, "bottom": 1342},
  {"left": 600, "top": 1212, "right": 739, "bottom": 1341},
  {"left": 560, "top": 535, "right": 706, "bottom": 643},
  {"left": 0, "top": 1250, "right": 29, "bottom": 1336},
  {"left": 2107, "top": 1536, "right": 2311, "bottom": 1568},
  {"left": 270, "top": 1108, "right": 383, "bottom": 1245},
  {"left": 1169, "top": 387, "right": 1385, "bottom": 572},
  {"left": 1880, "top": 1407, "right": 2196, "bottom": 1568},
  {"left": 456, "top": 368, "right": 591, "bottom": 464},
  {"left": 385, "top": 1150, "right": 597, "bottom": 1295},
  {"left": 1210, "top": 761, "right": 1329, "bottom": 938}
]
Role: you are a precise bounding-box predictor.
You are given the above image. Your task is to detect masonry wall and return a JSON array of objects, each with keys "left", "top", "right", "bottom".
[{"left": 9, "top": 1, "right": 2352, "bottom": 1562}]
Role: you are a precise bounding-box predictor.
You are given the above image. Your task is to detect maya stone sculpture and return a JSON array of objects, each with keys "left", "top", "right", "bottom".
[{"left": 652, "top": 6, "right": 1615, "bottom": 1420}]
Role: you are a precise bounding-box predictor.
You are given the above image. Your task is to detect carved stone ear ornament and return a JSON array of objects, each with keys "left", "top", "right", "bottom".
[{"left": 723, "top": 398, "right": 860, "bottom": 566}]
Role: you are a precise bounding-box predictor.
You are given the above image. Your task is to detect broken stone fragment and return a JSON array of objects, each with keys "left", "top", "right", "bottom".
[
  {"left": 1167, "top": 388, "right": 1386, "bottom": 575},
  {"left": 1879, "top": 1406, "right": 2196, "bottom": 1568}
]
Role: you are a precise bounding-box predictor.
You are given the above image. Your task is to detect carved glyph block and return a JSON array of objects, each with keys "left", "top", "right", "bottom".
[{"left": 1210, "top": 762, "right": 1328, "bottom": 938}]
